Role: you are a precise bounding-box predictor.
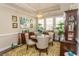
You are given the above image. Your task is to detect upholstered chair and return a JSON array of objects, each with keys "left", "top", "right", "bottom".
[
  {"left": 36, "top": 35, "right": 49, "bottom": 55},
  {"left": 48, "top": 32, "right": 54, "bottom": 45},
  {"left": 25, "top": 33, "right": 36, "bottom": 50}
]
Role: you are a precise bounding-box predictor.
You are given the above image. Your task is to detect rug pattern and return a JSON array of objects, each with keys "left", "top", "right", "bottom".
[{"left": 3, "top": 42, "right": 60, "bottom": 56}]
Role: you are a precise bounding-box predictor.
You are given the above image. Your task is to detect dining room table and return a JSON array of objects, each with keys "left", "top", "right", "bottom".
[{"left": 30, "top": 34, "right": 50, "bottom": 43}]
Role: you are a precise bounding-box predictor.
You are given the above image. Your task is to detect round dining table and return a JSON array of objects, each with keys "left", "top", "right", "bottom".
[{"left": 30, "top": 34, "right": 50, "bottom": 42}]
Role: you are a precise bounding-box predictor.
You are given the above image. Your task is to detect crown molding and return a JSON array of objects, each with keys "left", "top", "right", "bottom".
[
  {"left": 0, "top": 3, "right": 77, "bottom": 18},
  {"left": 0, "top": 4, "right": 35, "bottom": 18}
]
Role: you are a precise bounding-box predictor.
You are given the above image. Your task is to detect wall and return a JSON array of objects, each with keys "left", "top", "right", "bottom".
[
  {"left": 0, "top": 33, "right": 18, "bottom": 52},
  {"left": 0, "top": 6, "right": 31, "bottom": 52},
  {"left": 0, "top": 6, "right": 28, "bottom": 34}
]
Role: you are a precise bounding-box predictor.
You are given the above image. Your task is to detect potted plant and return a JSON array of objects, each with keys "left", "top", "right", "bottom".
[
  {"left": 56, "top": 22, "right": 64, "bottom": 41},
  {"left": 37, "top": 24, "right": 44, "bottom": 34}
]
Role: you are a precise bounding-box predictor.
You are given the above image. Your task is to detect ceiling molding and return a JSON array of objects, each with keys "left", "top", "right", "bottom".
[
  {"left": 38, "top": 5, "right": 60, "bottom": 13},
  {"left": 0, "top": 4, "right": 35, "bottom": 17},
  {"left": 0, "top": 3, "right": 77, "bottom": 18}
]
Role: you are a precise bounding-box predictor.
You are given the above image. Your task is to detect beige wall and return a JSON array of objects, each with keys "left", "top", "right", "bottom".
[
  {"left": 0, "top": 6, "right": 31, "bottom": 34},
  {"left": 0, "top": 6, "right": 32, "bottom": 51}
]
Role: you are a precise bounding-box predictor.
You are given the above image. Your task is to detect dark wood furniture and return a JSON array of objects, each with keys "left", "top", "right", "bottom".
[
  {"left": 36, "top": 48, "right": 48, "bottom": 56},
  {"left": 29, "top": 32, "right": 37, "bottom": 42},
  {"left": 60, "top": 9, "right": 78, "bottom": 56},
  {"left": 60, "top": 41, "right": 77, "bottom": 56},
  {"left": 18, "top": 33, "right": 26, "bottom": 45},
  {"left": 18, "top": 32, "right": 37, "bottom": 45},
  {"left": 21, "top": 33, "right": 26, "bottom": 44},
  {"left": 65, "top": 9, "right": 78, "bottom": 41}
]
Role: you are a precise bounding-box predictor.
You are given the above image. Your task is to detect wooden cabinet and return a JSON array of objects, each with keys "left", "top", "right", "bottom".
[
  {"left": 60, "top": 9, "right": 78, "bottom": 56},
  {"left": 60, "top": 41, "right": 77, "bottom": 56},
  {"left": 65, "top": 9, "right": 78, "bottom": 42}
]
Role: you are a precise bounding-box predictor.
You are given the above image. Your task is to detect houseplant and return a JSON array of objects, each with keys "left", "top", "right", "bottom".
[
  {"left": 37, "top": 24, "right": 44, "bottom": 34},
  {"left": 56, "top": 22, "right": 64, "bottom": 41}
]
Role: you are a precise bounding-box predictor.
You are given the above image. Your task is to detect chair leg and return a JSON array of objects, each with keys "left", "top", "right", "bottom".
[
  {"left": 39, "top": 50, "right": 41, "bottom": 56},
  {"left": 52, "top": 42, "right": 53, "bottom": 46},
  {"left": 27, "top": 45, "right": 28, "bottom": 50},
  {"left": 46, "top": 48, "right": 48, "bottom": 55},
  {"left": 25, "top": 45, "right": 27, "bottom": 53}
]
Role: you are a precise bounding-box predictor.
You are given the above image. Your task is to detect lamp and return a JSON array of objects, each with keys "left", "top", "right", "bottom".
[
  {"left": 36, "top": 12, "right": 43, "bottom": 18},
  {"left": 36, "top": 4, "right": 43, "bottom": 18}
]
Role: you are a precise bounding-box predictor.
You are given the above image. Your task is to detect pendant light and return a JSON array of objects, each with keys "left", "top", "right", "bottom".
[{"left": 36, "top": 3, "right": 43, "bottom": 18}]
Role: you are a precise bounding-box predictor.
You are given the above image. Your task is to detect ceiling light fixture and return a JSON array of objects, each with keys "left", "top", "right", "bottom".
[{"left": 36, "top": 4, "right": 43, "bottom": 18}]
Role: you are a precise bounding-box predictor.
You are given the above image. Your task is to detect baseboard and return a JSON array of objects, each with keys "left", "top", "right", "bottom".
[
  {"left": 0, "top": 43, "right": 17, "bottom": 52},
  {"left": 0, "top": 45, "right": 11, "bottom": 52}
]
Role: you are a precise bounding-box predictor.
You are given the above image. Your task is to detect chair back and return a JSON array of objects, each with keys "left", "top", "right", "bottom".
[
  {"left": 29, "top": 32, "right": 35, "bottom": 39},
  {"left": 25, "top": 33, "right": 29, "bottom": 39},
  {"left": 25, "top": 33, "right": 35, "bottom": 45},
  {"left": 36, "top": 35, "right": 49, "bottom": 49}
]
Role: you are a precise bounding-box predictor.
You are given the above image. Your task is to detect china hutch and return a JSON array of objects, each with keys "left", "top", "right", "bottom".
[{"left": 60, "top": 9, "right": 78, "bottom": 56}]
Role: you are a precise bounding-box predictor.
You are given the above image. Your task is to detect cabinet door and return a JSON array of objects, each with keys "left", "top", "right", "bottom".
[
  {"left": 60, "top": 42, "right": 77, "bottom": 56},
  {"left": 65, "top": 9, "right": 78, "bottom": 41}
]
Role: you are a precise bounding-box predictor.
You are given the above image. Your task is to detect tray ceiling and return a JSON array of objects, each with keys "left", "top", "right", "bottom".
[{"left": 0, "top": 3, "right": 76, "bottom": 17}]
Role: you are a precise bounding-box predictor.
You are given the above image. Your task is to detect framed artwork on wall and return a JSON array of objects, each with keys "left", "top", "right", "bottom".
[
  {"left": 30, "top": 24, "right": 33, "bottom": 28},
  {"left": 12, "top": 16, "right": 17, "bottom": 22},
  {"left": 12, "top": 23, "right": 18, "bottom": 28}
]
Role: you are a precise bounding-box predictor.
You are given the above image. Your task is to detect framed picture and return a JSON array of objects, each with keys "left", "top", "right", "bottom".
[
  {"left": 12, "top": 23, "right": 18, "bottom": 28},
  {"left": 30, "top": 24, "right": 33, "bottom": 28},
  {"left": 12, "top": 16, "right": 17, "bottom": 22}
]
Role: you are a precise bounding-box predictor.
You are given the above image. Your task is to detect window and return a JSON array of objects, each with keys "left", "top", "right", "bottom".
[
  {"left": 56, "top": 16, "right": 65, "bottom": 27},
  {"left": 38, "top": 18, "right": 44, "bottom": 29},
  {"left": 46, "top": 18, "right": 53, "bottom": 30}
]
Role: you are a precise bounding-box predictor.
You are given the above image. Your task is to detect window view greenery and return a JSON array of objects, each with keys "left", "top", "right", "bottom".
[
  {"left": 20, "top": 16, "right": 65, "bottom": 32},
  {"left": 56, "top": 17, "right": 65, "bottom": 28},
  {"left": 37, "top": 16, "right": 65, "bottom": 31}
]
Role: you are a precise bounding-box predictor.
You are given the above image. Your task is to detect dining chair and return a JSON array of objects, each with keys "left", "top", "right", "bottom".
[
  {"left": 48, "top": 32, "right": 54, "bottom": 45},
  {"left": 36, "top": 35, "right": 49, "bottom": 55},
  {"left": 25, "top": 33, "right": 36, "bottom": 50}
]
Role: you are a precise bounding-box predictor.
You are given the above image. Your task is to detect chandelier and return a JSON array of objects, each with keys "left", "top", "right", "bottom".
[
  {"left": 36, "top": 4, "right": 43, "bottom": 18},
  {"left": 36, "top": 11, "right": 43, "bottom": 18}
]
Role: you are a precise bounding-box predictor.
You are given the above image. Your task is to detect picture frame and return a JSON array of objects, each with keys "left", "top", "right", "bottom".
[
  {"left": 12, "top": 16, "right": 17, "bottom": 22},
  {"left": 12, "top": 23, "right": 18, "bottom": 28},
  {"left": 30, "top": 24, "right": 33, "bottom": 28}
]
